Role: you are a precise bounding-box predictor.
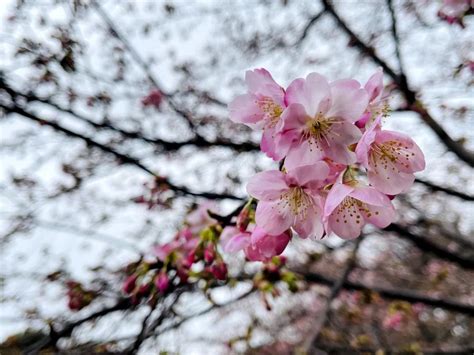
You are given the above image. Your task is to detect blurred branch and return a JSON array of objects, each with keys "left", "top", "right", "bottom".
[
  {"left": 295, "top": 10, "right": 325, "bottom": 46},
  {"left": 303, "top": 239, "right": 362, "bottom": 352},
  {"left": 415, "top": 178, "right": 474, "bottom": 201},
  {"left": 386, "top": 223, "right": 474, "bottom": 270},
  {"left": 0, "top": 103, "right": 244, "bottom": 201},
  {"left": 24, "top": 298, "right": 132, "bottom": 354},
  {"left": 386, "top": 0, "right": 405, "bottom": 74},
  {"left": 0, "top": 76, "right": 259, "bottom": 153},
  {"left": 91, "top": 1, "right": 216, "bottom": 133},
  {"left": 321, "top": 0, "right": 474, "bottom": 167},
  {"left": 301, "top": 271, "right": 474, "bottom": 316}
]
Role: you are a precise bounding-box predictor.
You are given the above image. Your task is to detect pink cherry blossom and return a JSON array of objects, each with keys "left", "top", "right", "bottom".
[
  {"left": 356, "top": 68, "right": 389, "bottom": 130},
  {"left": 276, "top": 73, "right": 368, "bottom": 168},
  {"left": 247, "top": 162, "right": 329, "bottom": 238},
  {"left": 323, "top": 181, "right": 396, "bottom": 239},
  {"left": 228, "top": 69, "right": 286, "bottom": 159},
  {"left": 220, "top": 225, "right": 290, "bottom": 261},
  {"left": 355, "top": 118, "right": 425, "bottom": 195}
]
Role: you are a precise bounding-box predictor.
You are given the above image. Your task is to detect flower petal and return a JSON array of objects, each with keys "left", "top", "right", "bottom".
[
  {"left": 247, "top": 170, "right": 288, "bottom": 201},
  {"left": 222, "top": 231, "right": 251, "bottom": 253},
  {"left": 284, "top": 140, "right": 326, "bottom": 170},
  {"left": 350, "top": 186, "right": 393, "bottom": 207},
  {"left": 365, "top": 68, "right": 384, "bottom": 103},
  {"left": 228, "top": 93, "right": 263, "bottom": 124},
  {"left": 293, "top": 203, "right": 324, "bottom": 239},
  {"left": 326, "top": 79, "right": 369, "bottom": 122},
  {"left": 324, "top": 183, "right": 354, "bottom": 218},
  {"left": 375, "top": 130, "right": 426, "bottom": 172},
  {"left": 365, "top": 203, "right": 396, "bottom": 228},
  {"left": 256, "top": 200, "right": 293, "bottom": 236},
  {"left": 285, "top": 73, "right": 331, "bottom": 117},
  {"left": 286, "top": 161, "right": 329, "bottom": 187},
  {"left": 245, "top": 69, "right": 285, "bottom": 106},
  {"left": 327, "top": 209, "right": 363, "bottom": 239},
  {"left": 251, "top": 227, "right": 290, "bottom": 258},
  {"left": 368, "top": 168, "right": 415, "bottom": 195}
]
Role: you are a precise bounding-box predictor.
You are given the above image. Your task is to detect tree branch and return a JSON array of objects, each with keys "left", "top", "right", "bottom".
[
  {"left": 1, "top": 103, "right": 244, "bottom": 201},
  {"left": 303, "top": 239, "right": 362, "bottom": 351},
  {"left": 386, "top": 223, "right": 474, "bottom": 270},
  {"left": 301, "top": 271, "right": 474, "bottom": 316}
]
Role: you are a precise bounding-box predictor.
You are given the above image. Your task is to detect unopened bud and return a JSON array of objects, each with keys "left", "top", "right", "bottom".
[
  {"left": 122, "top": 274, "right": 138, "bottom": 294},
  {"left": 155, "top": 272, "right": 169, "bottom": 293}
]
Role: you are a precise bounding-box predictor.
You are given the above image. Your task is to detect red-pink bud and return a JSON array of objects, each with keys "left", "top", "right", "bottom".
[
  {"left": 204, "top": 244, "right": 215, "bottom": 264},
  {"left": 182, "top": 250, "right": 195, "bottom": 269},
  {"left": 122, "top": 274, "right": 138, "bottom": 294},
  {"left": 142, "top": 89, "right": 163, "bottom": 109},
  {"left": 68, "top": 296, "right": 82, "bottom": 311},
  {"left": 155, "top": 272, "right": 169, "bottom": 293},
  {"left": 236, "top": 208, "right": 251, "bottom": 232},
  {"left": 211, "top": 262, "right": 228, "bottom": 280},
  {"left": 177, "top": 268, "right": 189, "bottom": 284}
]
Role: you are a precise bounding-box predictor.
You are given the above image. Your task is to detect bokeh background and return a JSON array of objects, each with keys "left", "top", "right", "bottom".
[{"left": 0, "top": 0, "right": 473, "bottom": 354}]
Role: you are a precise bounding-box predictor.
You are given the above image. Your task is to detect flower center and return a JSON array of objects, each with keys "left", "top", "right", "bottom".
[
  {"left": 278, "top": 186, "right": 314, "bottom": 219},
  {"left": 257, "top": 97, "right": 283, "bottom": 128},
  {"left": 302, "top": 114, "right": 334, "bottom": 151}
]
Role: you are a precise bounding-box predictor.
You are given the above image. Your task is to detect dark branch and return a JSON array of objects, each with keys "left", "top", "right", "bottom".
[
  {"left": 296, "top": 10, "right": 325, "bottom": 45},
  {"left": 415, "top": 178, "right": 474, "bottom": 201},
  {"left": 301, "top": 271, "right": 474, "bottom": 316},
  {"left": 1, "top": 103, "right": 244, "bottom": 201},
  {"left": 385, "top": 223, "right": 474, "bottom": 270}
]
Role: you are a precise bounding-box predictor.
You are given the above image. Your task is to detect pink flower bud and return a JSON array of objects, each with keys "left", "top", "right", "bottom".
[
  {"left": 236, "top": 207, "right": 251, "bottom": 232},
  {"left": 122, "top": 274, "right": 138, "bottom": 294},
  {"left": 204, "top": 244, "right": 215, "bottom": 264},
  {"left": 177, "top": 268, "right": 189, "bottom": 284},
  {"left": 68, "top": 296, "right": 82, "bottom": 311},
  {"left": 136, "top": 283, "right": 151, "bottom": 299},
  {"left": 211, "top": 262, "right": 228, "bottom": 280},
  {"left": 181, "top": 250, "right": 195, "bottom": 269},
  {"left": 155, "top": 272, "right": 169, "bottom": 293}
]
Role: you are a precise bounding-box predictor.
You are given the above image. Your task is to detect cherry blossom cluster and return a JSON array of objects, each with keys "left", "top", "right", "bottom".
[
  {"left": 227, "top": 68, "right": 425, "bottom": 258},
  {"left": 121, "top": 202, "right": 229, "bottom": 304}
]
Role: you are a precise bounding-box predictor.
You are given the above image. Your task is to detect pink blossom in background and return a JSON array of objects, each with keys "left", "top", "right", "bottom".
[
  {"left": 141, "top": 89, "right": 163, "bottom": 109},
  {"left": 276, "top": 73, "right": 368, "bottom": 168},
  {"left": 247, "top": 162, "right": 329, "bottom": 238},
  {"left": 323, "top": 181, "right": 396, "bottom": 239},
  {"left": 153, "top": 227, "right": 198, "bottom": 262},
  {"left": 383, "top": 311, "right": 404, "bottom": 330},
  {"left": 228, "top": 68, "right": 286, "bottom": 159},
  {"left": 356, "top": 117, "right": 425, "bottom": 195}
]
